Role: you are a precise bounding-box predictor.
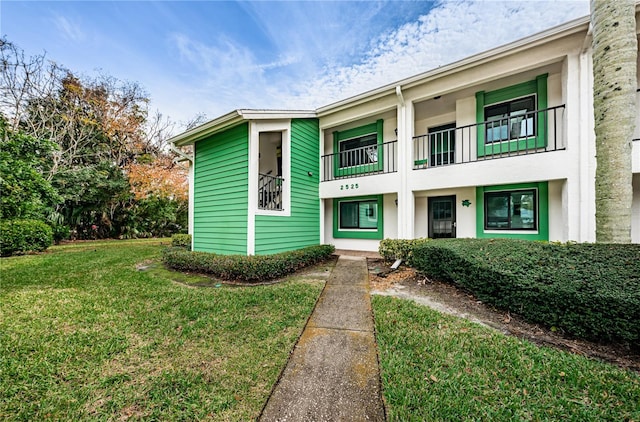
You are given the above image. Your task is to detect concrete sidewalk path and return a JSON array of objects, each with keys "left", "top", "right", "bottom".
[{"left": 259, "top": 256, "right": 386, "bottom": 422}]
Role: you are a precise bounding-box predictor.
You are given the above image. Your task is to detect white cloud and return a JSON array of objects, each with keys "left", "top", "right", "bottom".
[
  {"left": 160, "top": 0, "right": 589, "bottom": 124},
  {"left": 52, "top": 14, "right": 85, "bottom": 42},
  {"left": 283, "top": 0, "right": 589, "bottom": 109}
]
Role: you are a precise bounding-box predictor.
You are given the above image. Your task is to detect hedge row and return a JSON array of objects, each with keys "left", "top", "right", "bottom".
[
  {"left": 0, "top": 219, "right": 53, "bottom": 257},
  {"left": 171, "top": 233, "right": 192, "bottom": 250},
  {"left": 411, "top": 239, "right": 640, "bottom": 348},
  {"left": 162, "top": 244, "right": 335, "bottom": 282},
  {"left": 378, "top": 238, "right": 430, "bottom": 263}
]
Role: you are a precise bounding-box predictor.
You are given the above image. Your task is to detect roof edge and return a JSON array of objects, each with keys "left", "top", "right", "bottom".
[{"left": 170, "top": 109, "right": 317, "bottom": 146}]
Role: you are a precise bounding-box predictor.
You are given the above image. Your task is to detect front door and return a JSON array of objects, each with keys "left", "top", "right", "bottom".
[{"left": 428, "top": 195, "right": 456, "bottom": 238}]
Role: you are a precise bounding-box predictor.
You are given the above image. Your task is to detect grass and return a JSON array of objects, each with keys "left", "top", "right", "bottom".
[
  {"left": 0, "top": 239, "right": 325, "bottom": 420},
  {"left": 372, "top": 295, "right": 640, "bottom": 421}
]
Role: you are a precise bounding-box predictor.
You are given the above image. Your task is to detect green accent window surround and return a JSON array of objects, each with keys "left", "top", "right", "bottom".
[
  {"left": 333, "top": 119, "right": 384, "bottom": 178},
  {"left": 475, "top": 74, "right": 548, "bottom": 156},
  {"left": 333, "top": 195, "right": 384, "bottom": 239},
  {"left": 475, "top": 182, "right": 549, "bottom": 241}
]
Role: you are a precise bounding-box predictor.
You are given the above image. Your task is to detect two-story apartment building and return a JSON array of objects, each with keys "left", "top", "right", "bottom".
[{"left": 170, "top": 11, "right": 640, "bottom": 254}]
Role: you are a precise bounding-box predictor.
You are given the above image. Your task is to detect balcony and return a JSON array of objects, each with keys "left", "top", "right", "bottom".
[
  {"left": 258, "top": 173, "right": 283, "bottom": 211},
  {"left": 413, "top": 105, "right": 565, "bottom": 169},
  {"left": 321, "top": 140, "right": 397, "bottom": 182}
]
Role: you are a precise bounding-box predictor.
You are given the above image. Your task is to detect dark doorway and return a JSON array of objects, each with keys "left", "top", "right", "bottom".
[{"left": 428, "top": 195, "right": 456, "bottom": 238}]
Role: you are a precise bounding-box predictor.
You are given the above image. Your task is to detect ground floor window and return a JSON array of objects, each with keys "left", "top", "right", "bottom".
[
  {"left": 339, "top": 200, "right": 378, "bottom": 229},
  {"left": 476, "top": 182, "right": 548, "bottom": 241},
  {"left": 485, "top": 189, "right": 537, "bottom": 230},
  {"left": 333, "top": 195, "right": 384, "bottom": 239}
]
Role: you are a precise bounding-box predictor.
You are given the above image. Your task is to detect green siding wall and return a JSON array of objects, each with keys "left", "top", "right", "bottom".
[
  {"left": 193, "top": 123, "right": 249, "bottom": 254},
  {"left": 255, "top": 119, "right": 320, "bottom": 254}
]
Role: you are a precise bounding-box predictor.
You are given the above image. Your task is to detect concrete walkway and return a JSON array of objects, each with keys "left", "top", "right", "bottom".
[{"left": 259, "top": 256, "right": 386, "bottom": 422}]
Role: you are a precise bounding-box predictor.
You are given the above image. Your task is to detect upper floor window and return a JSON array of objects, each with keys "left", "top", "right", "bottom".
[
  {"left": 332, "top": 119, "right": 384, "bottom": 177},
  {"left": 485, "top": 95, "right": 536, "bottom": 143},
  {"left": 476, "top": 74, "right": 547, "bottom": 156},
  {"left": 339, "top": 133, "right": 377, "bottom": 168}
]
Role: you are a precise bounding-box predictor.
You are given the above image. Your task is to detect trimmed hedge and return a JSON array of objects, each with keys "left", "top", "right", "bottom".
[
  {"left": 0, "top": 219, "right": 53, "bottom": 257},
  {"left": 379, "top": 238, "right": 430, "bottom": 263},
  {"left": 411, "top": 239, "right": 640, "bottom": 348},
  {"left": 171, "top": 233, "right": 192, "bottom": 250},
  {"left": 162, "top": 244, "right": 335, "bottom": 282}
]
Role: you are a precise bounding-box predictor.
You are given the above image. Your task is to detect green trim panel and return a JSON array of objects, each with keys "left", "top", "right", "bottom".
[
  {"left": 476, "top": 74, "right": 548, "bottom": 156},
  {"left": 193, "top": 123, "right": 249, "bottom": 254},
  {"left": 333, "top": 119, "right": 384, "bottom": 177},
  {"left": 475, "top": 182, "right": 549, "bottom": 241},
  {"left": 333, "top": 195, "right": 384, "bottom": 239},
  {"left": 255, "top": 119, "right": 321, "bottom": 254}
]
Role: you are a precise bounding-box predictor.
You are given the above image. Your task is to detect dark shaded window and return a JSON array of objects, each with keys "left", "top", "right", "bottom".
[
  {"left": 485, "top": 96, "right": 535, "bottom": 143},
  {"left": 485, "top": 189, "right": 537, "bottom": 230},
  {"left": 339, "top": 200, "right": 378, "bottom": 230}
]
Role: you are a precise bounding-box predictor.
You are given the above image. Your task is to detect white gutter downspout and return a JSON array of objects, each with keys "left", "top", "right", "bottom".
[{"left": 171, "top": 144, "right": 195, "bottom": 248}]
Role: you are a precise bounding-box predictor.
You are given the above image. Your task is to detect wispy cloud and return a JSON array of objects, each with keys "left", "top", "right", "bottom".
[
  {"left": 159, "top": 0, "right": 589, "bottom": 123},
  {"left": 52, "top": 14, "right": 84, "bottom": 42},
  {"left": 282, "top": 0, "right": 589, "bottom": 109}
]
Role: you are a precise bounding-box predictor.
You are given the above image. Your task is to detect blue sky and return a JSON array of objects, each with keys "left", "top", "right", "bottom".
[{"left": 2, "top": 1, "right": 589, "bottom": 128}]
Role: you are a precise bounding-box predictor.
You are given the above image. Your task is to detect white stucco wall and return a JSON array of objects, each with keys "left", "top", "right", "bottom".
[
  {"left": 633, "top": 174, "right": 640, "bottom": 243},
  {"left": 413, "top": 187, "right": 477, "bottom": 239},
  {"left": 548, "top": 179, "right": 565, "bottom": 242}
]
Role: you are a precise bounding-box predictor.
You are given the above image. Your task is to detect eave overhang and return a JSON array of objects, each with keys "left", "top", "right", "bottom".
[{"left": 169, "top": 109, "right": 317, "bottom": 147}]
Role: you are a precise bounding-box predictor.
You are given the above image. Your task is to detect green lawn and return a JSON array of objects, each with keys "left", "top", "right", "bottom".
[
  {"left": 0, "top": 240, "right": 325, "bottom": 420},
  {"left": 373, "top": 295, "right": 640, "bottom": 421}
]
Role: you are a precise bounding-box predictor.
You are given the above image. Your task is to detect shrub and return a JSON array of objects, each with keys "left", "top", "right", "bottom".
[
  {"left": 162, "top": 244, "right": 335, "bottom": 282},
  {"left": 0, "top": 219, "right": 54, "bottom": 257},
  {"left": 171, "top": 233, "right": 192, "bottom": 250},
  {"left": 411, "top": 239, "right": 640, "bottom": 348},
  {"left": 49, "top": 223, "right": 70, "bottom": 244},
  {"left": 378, "top": 238, "right": 430, "bottom": 263}
]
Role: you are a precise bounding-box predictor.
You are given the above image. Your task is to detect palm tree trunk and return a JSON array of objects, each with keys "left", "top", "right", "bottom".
[{"left": 591, "top": 0, "right": 637, "bottom": 243}]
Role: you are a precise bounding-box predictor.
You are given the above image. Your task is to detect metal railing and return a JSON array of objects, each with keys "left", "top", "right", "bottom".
[
  {"left": 258, "top": 173, "right": 283, "bottom": 211},
  {"left": 321, "top": 140, "right": 397, "bottom": 181},
  {"left": 413, "top": 105, "right": 565, "bottom": 169}
]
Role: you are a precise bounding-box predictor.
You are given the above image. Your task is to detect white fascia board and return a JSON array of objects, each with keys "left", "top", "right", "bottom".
[
  {"left": 238, "top": 109, "right": 316, "bottom": 120},
  {"left": 169, "top": 109, "right": 316, "bottom": 147},
  {"left": 317, "top": 16, "right": 591, "bottom": 117},
  {"left": 170, "top": 110, "right": 244, "bottom": 147}
]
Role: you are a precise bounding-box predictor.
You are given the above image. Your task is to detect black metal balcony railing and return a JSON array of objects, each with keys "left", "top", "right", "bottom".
[
  {"left": 413, "top": 105, "right": 565, "bottom": 169},
  {"left": 321, "top": 140, "right": 397, "bottom": 182},
  {"left": 258, "top": 173, "right": 283, "bottom": 211}
]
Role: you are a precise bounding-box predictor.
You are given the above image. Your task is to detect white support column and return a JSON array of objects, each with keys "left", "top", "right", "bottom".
[
  {"left": 319, "top": 128, "right": 325, "bottom": 244},
  {"left": 188, "top": 161, "right": 194, "bottom": 239},
  {"left": 396, "top": 86, "right": 415, "bottom": 239},
  {"left": 579, "top": 48, "right": 596, "bottom": 242},
  {"left": 247, "top": 122, "right": 258, "bottom": 255},
  {"left": 563, "top": 50, "right": 596, "bottom": 243}
]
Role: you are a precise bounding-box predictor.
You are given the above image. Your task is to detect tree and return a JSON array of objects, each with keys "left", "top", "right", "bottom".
[
  {"left": 1, "top": 38, "right": 190, "bottom": 239},
  {"left": 0, "top": 117, "right": 60, "bottom": 220},
  {"left": 591, "top": 0, "right": 637, "bottom": 243}
]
